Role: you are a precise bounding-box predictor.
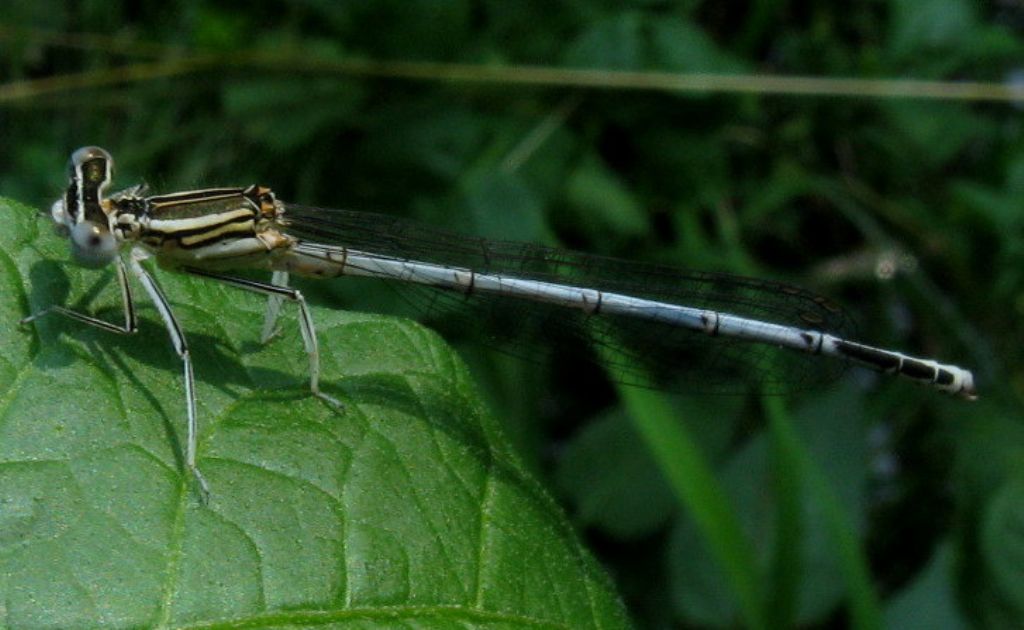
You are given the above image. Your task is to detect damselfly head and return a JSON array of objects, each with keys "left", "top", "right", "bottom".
[{"left": 53, "top": 146, "right": 119, "bottom": 268}]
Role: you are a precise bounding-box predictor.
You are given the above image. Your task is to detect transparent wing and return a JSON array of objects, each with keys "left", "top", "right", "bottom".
[{"left": 281, "top": 204, "right": 858, "bottom": 394}]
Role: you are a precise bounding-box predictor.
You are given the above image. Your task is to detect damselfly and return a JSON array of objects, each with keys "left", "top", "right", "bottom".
[{"left": 21, "top": 147, "right": 977, "bottom": 500}]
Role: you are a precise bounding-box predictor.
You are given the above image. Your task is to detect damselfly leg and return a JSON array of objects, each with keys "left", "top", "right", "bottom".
[
  {"left": 183, "top": 267, "right": 344, "bottom": 409},
  {"left": 20, "top": 256, "right": 137, "bottom": 334},
  {"left": 20, "top": 252, "right": 210, "bottom": 501},
  {"left": 260, "top": 270, "right": 290, "bottom": 344},
  {"left": 127, "top": 254, "right": 209, "bottom": 502}
]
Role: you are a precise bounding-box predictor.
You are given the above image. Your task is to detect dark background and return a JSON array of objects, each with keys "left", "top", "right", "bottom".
[{"left": 2, "top": 1, "right": 1022, "bottom": 627}]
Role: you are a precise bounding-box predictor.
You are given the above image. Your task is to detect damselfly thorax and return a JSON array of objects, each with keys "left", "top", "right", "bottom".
[{"left": 107, "top": 185, "right": 292, "bottom": 269}]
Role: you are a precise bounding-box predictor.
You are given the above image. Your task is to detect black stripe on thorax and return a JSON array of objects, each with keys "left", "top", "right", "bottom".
[
  {"left": 147, "top": 188, "right": 249, "bottom": 208},
  {"left": 179, "top": 223, "right": 258, "bottom": 249},
  {"left": 139, "top": 212, "right": 259, "bottom": 251}
]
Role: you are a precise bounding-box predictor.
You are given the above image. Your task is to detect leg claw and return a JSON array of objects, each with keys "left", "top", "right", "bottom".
[
  {"left": 191, "top": 466, "right": 211, "bottom": 505},
  {"left": 315, "top": 391, "right": 344, "bottom": 410}
]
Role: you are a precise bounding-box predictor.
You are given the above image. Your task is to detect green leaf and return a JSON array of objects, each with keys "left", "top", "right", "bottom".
[
  {"left": 620, "top": 387, "right": 767, "bottom": 630},
  {"left": 761, "top": 393, "right": 880, "bottom": 630},
  {"left": 460, "top": 170, "right": 552, "bottom": 244},
  {"left": 362, "top": 103, "right": 488, "bottom": 181},
  {"left": 884, "top": 543, "right": 967, "bottom": 630},
  {"left": 222, "top": 78, "right": 366, "bottom": 151},
  {"left": 887, "top": 0, "right": 979, "bottom": 60},
  {"left": 562, "top": 13, "right": 743, "bottom": 73},
  {"left": 665, "top": 387, "right": 878, "bottom": 628},
  {"left": 647, "top": 17, "right": 746, "bottom": 74},
  {"left": 0, "top": 198, "right": 629, "bottom": 628},
  {"left": 761, "top": 392, "right": 881, "bottom": 630},
  {"left": 981, "top": 472, "right": 1024, "bottom": 617},
  {"left": 564, "top": 156, "right": 648, "bottom": 242},
  {"left": 554, "top": 411, "right": 674, "bottom": 539},
  {"left": 876, "top": 102, "right": 988, "bottom": 168},
  {"left": 343, "top": 0, "right": 473, "bottom": 58},
  {"left": 562, "top": 12, "right": 647, "bottom": 70},
  {"left": 1008, "top": 154, "right": 1024, "bottom": 197}
]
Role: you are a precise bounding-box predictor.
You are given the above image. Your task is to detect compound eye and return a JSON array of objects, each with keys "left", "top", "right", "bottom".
[
  {"left": 68, "top": 146, "right": 114, "bottom": 195},
  {"left": 70, "top": 221, "right": 118, "bottom": 268},
  {"left": 69, "top": 146, "right": 114, "bottom": 174}
]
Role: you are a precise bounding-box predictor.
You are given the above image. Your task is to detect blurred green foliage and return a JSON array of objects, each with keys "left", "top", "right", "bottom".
[{"left": 1, "top": 0, "right": 1023, "bottom": 628}]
